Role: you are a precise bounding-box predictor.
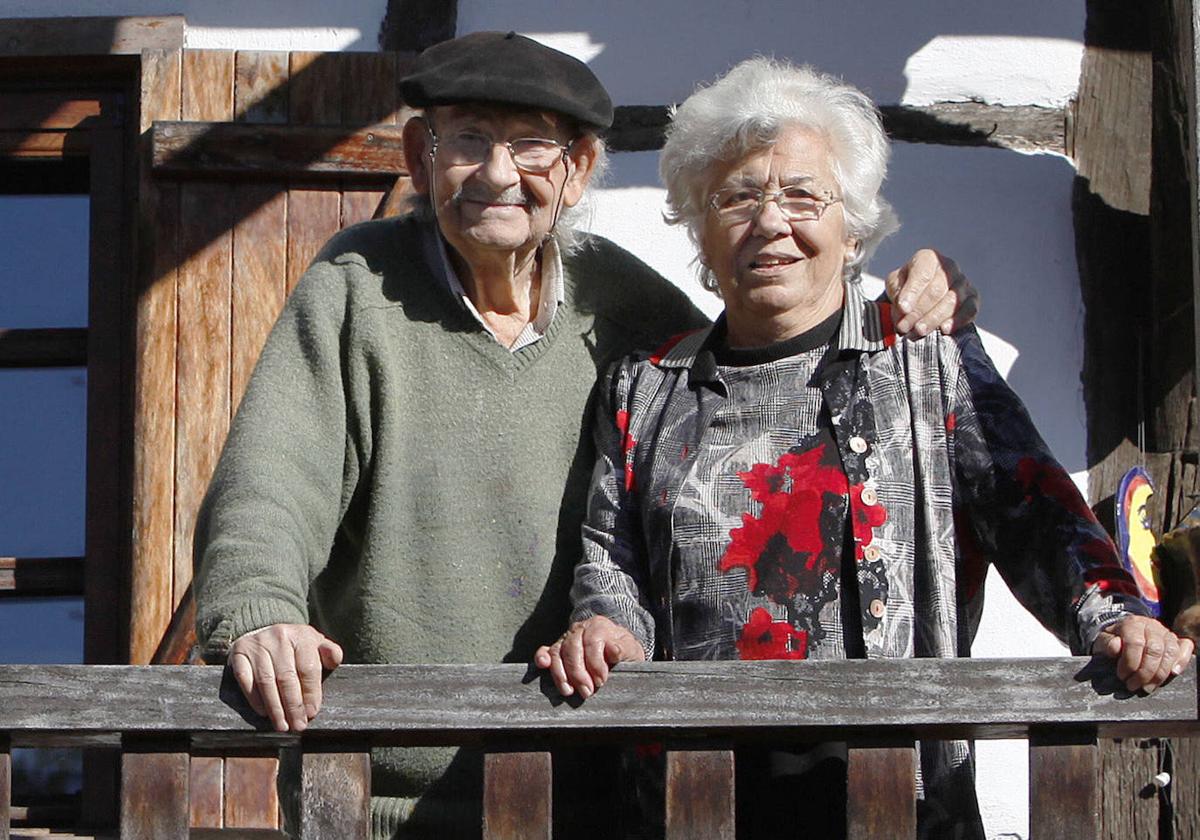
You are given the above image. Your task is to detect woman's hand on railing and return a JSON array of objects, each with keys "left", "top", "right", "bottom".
[
  {"left": 533, "top": 615, "right": 645, "bottom": 699},
  {"left": 228, "top": 623, "right": 344, "bottom": 732},
  {"left": 1092, "top": 615, "right": 1196, "bottom": 693}
]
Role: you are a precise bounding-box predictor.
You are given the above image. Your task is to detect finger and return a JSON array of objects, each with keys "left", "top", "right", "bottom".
[
  {"left": 1172, "top": 638, "right": 1196, "bottom": 676},
  {"left": 560, "top": 630, "right": 596, "bottom": 699},
  {"left": 1091, "top": 630, "right": 1122, "bottom": 659},
  {"left": 317, "top": 638, "right": 344, "bottom": 671},
  {"left": 533, "top": 645, "right": 553, "bottom": 669},
  {"left": 272, "top": 650, "right": 310, "bottom": 733},
  {"left": 884, "top": 263, "right": 909, "bottom": 312},
  {"left": 230, "top": 652, "right": 266, "bottom": 718},
  {"left": 248, "top": 650, "right": 289, "bottom": 732},
  {"left": 582, "top": 634, "right": 612, "bottom": 690},
  {"left": 295, "top": 644, "right": 325, "bottom": 721},
  {"left": 1145, "top": 636, "right": 1181, "bottom": 691},
  {"left": 941, "top": 292, "right": 979, "bottom": 334},
  {"left": 546, "top": 643, "right": 574, "bottom": 697}
]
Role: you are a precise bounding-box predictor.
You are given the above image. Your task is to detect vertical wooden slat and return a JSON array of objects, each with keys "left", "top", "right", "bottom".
[
  {"left": 175, "top": 49, "right": 236, "bottom": 612},
  {"left": 1098, "top": 738, "right": 1158, "bottom": 839},
  {"left": 231, "top": 186, "right": 287, "bottom": 414},
  {"left": 665, "top": 749, "right": 734, "bottom": 840},
  {"left": 298, "top": 751, "right": 370, "bottom": 839},
  {"left": 234, "top": 51, "right": 289, "bottom": 124},
  {"left": 288, "top": 52, "right": 344, "bottom": 125},
  {"left": 130, "top": 47, "right": 182, "bottom": 665},
  {"left": 341, "top": 190, "right": 386, "bottom": 228},
  {"left": 189, "top": 756, "right": 224, "bottom": 828},
  {"left": 483, "top": 751, "right": 551, "bottom": 840},
  {"left": 1031, "top": 731, "right": 1099, "bottom": 840},
  {"left": 1173, "top": 735, "right": 1200, "bottom": 839},
  {"left": 0, "top": 735, "right": 10, "bottom": 840},
  {"left": 846, "top": 744, "right": 916, "bottom": 840},
  {"left": 286, "top": 191, "right": 340, "bottom": 294},
  {"left": 121, "top": 740, "right": 189, "bottom": 840},
  {"left": 343, "top": 52, "right": 399, "bottom": 127},
  {"left": 224, "top": 756, "right": 280, "bottom": 829}
]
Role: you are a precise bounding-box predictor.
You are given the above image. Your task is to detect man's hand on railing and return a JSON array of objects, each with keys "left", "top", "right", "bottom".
[
  {"left": 228, "top": 623, "right": 344, "bottom": 732},
  {"left": 1092, "top": 615, "right": 1196, "bottom": 693},
  {"left": 533, "top": 615, "right": 645, "bottom": 699}
]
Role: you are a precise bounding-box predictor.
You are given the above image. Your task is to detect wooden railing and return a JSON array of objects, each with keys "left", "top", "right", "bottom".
[{"left": 0, "top": 658, "right": 1196, "bottom": 839}]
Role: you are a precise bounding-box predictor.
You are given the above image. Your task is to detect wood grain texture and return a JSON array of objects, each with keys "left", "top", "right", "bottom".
[
  {"left": 1098, "top": 738, "right": 1158, "bottom": 839},
  {"left": 130, "top": 47, "right": 181, "bottom": 664},
  {"left": 152, "top": 122, "right": 407, "bottom": 178},
  {"left": 665, "top": 749, "right": 734, "bottom": 840},
  {"left": 0, "top": 15, "right": 184, "bottom": 56},
  {"left": 183, "top": 51, "right": 235, "bottom": 123},
  {"left": 341, "top": 190, "right": 386, "bottom": 228},
  {"left": 286, "top": 190, "right": 340, "bottom": 294},
  {"left": 121, "top": 742, "right": 189, "bottom": 840},
  {"left": 375, "top": 175, "right": 417, "bottom": 219},
  {"left": 174, "top": 182, "right": 233, "bottom": 611},
  {"left": 1031, "top": 733, "right": 1099, "bottom": 840},
  {"left": 234, "top": 52, "right": 289, "bottom": 125},
  {"left": 190, "top": 755, "right": 224, "bottom": 828},
  {"left": 0, "top": 661, "right": 1194, "bottom": 747},
  {"left": 483, "top": 751, "right": 551, "bottom": 840},
  {"left": 288, "top": 52, "right": 343, "bottom": 126},
  {"left": 224, "top": 756, "right": 280, "bottom": 829},
  {"left": 231, "top": 185, "right": 287, "bottom": 415},
  {"left": 1, "top": 735, "right": 9, "bottom": 840},
  {"left": 343, "top": 52, "right": 399, "bottom": 126},
  {"left": 1171, "top": 735, "right": 1199, "bottom": 838},
  {"left": 0, "top": 93, "right": 108, "bottom": 130},
  {"left": 298, "top": 751, "right": 369, "bottom": 839},
  {"left": 846, "top": 744, "right": 916, "bottom": 840}
]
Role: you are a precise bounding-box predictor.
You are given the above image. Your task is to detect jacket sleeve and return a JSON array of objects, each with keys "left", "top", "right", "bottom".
[
  {"left": 192, "top": 257, "right": 359, "bottom": 663},
  {"left": 947, "top": 327, "right": 1147, "bottom": 654},
  {"left": 569, "top": 359, "right": 658, "bottom": 659}
]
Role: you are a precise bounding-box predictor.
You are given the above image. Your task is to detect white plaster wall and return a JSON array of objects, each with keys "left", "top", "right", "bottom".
[{"left": 0, "top": 2, "right": 1100, "bottom": 836}]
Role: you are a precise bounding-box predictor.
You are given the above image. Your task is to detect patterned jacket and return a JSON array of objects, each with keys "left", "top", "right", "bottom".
[{"left": 570, "top": 282, "right": 1145, "bottom": 836}]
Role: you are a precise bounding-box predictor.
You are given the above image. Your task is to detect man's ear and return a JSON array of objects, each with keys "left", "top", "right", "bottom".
[
  {"left": 561, "top": 135, "right": 600, "bottom": 209},
  {"left": 402, "top": 114, "right": 432, "bottom": 196}
]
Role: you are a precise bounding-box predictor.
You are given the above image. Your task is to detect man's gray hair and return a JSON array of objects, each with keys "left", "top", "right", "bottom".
[{"left": 659, "top": 57, "right": 899, "bottom": 292}]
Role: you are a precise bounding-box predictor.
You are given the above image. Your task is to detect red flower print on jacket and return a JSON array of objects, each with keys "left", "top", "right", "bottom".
[
  {"left": 735, "top": 607, "right": 809, "bottom": 660},
  {"left": 616, "top": 409, "right": 637, "bottom": 492}
]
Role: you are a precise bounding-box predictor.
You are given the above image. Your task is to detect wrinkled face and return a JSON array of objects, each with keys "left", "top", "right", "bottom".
[
  {"left": 700, "top": 125, "right": 856, "bottom": 325},
  {"left": 409, "top": 104, "right": 593, "bottom": 259}
]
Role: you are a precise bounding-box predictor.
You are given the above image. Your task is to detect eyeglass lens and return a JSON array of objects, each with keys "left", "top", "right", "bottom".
[
  {"left": 436, "top": 132, "right": 566, "bottom": 172},
  {"left": 712, "top": 187, "right": 833, "bottom": 223}
]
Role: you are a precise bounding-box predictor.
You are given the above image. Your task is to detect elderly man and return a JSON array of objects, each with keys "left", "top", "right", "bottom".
[{"left": 194, "top": 31, "right": 977, "bottom": 837}]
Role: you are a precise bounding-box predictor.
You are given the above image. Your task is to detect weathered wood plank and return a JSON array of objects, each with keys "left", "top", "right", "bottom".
[
  {"left": 665, "top": 749, "right": 734, "bottom": 840},
  {"left": 0, "top": 556, "right": 84, "bottom": 596},
  {"left": 231, "top": 185, "right": 287, "bottom": 415},
  {"left": 374, "top": 175, "right": 418, "bottom": 219},
  {"left": 121, "top": 740, "right": 189, "bottom": 840},
  {"left": 343, "top": 52, "right": 400, "bottom": 127},
  {"left": 174, "top": 182, "right": 233, "bottom": 612},
  {"left": 0, "top": 328, "right": 88, "bottom": 367},
  {"left": 0, "top": 661, "right": 1194, "bottom": 746},
  {"left": 0, "top": 16, "right": 185, "bottom": 56},
  {"left": 234, "top": 52, "right": 289, "bottom": 125},
  {"left": 0, "top": 94, "right": 112, "bottom": 130},
  {"left": 298, "top": 751, "right": 369, "bottom": 839},
  {"left": 1031, "top": 731, "right": 1099, "bottom": 840},
  {"left": 191, "top": 830, "right": 289, "bottom": 839},
  {"left": 129, "top": 47, "right": 181, "bottom": 665},
  {"left": 1172, "top": 735, "right": 1200, "bottom": 838},
  {"left": 189, "top": 755, "right": 224, "bottom": 828},
  {"left": 341, "top": 190, "right": 386, "bottom": 228},
  {"left": 0, "top": 130, "right": 90, "bottom": 158},
  {"left": 483, "top": 751, "right": 551, "bottom": 840},
  {"left": 225, "top": 756, "right": 279, "bottom": 829},
  {"left": 183, "top": 51, "right": 235, "bottom": 123},
  {"left": 151, "top": 584, "right": 198, "bottom": 665},
  {"left": 286, "top": 190, "right": 340, "bottom": 294},
  {"left": 846, "top": 744, "right": 916, "bottom": 840},
  {"left": 0, "top": 734, "right": 10, "bottom": 840},
  {"left": 1098, "top": 738, "right": 1158, "bottom": 839},
  {"left": 288, "top": 52, "right": 343, "bottom": 126},
  {"left": 151, "top": 122, "right": 406, "bottom": 179}
]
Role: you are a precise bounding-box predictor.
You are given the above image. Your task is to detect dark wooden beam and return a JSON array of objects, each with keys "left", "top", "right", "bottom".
[
  {"left": 0, "top": 660, "right": 1193, "bottom": 748},
  {"left": 151, "top": 121, "right": 407, "bottom": 180},
  {"left": 0, "top": 557, "right": 85, "bottom": 597},
  {"left": 0, "top": 16, "right": 184, "bottom": 57},
  {"left": 0, "top": 329, "right": 88, "bottom": 367},
  {"left": 379, "top": 0, "right": 457, "bottom": 52}
]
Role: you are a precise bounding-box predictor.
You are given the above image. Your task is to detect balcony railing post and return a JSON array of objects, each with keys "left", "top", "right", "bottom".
[
  {"left": 120, "top": 735, "right": 190, "bottom": 840},
  {"left": 846, "top": 741, "right": 917, "bottom": 839},
  {"left": 483, "top": 749, "right": 552, "bottom": 840},
  {"left": 665, "top": 747, "right": 735, "bottom": 840},
  {"left": 1, "top": 733, "right": 10, "bottom": 840},
  {"left": 299, "top": 745, "right": 370, "bottom": 839},
  {"left": 1029, "top": 727, "right": 1099, "bottom": 840}
]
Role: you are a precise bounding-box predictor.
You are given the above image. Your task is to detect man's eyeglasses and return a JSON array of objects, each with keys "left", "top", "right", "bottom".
[
  {"left": 708, "top": 185, "right": 842, "bottom": 225},
  {"left": 429, "top": 129, "right": 572, "bottom": 173}
]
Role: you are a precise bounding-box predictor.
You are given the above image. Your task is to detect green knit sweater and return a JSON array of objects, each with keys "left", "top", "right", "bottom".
[{"left": 193, "top": 215, "right": 707, "bottom": 836}]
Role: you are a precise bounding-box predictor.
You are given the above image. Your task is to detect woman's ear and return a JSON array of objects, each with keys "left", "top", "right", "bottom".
[
  {"left": 402, "top": 114, "right": 433, "bottom": 195},
  {"left": 561, "top": 135, "right": 600, "bottom": 208}
]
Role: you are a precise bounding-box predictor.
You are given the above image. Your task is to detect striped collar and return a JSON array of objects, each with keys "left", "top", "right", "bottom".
[{"left": 654, "top": 281, "right": 898, "bottom": 371}]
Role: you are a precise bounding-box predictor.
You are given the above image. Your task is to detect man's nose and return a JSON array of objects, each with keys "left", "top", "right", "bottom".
[{"left": 475, "top": 143, "right": 521, "bottom": 189}]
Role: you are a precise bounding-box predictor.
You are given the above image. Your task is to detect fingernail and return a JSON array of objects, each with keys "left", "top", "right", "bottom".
[
  {"left": 900, "top": 296, "right": 913, "bottom": 311},
  {"left": 1173, "top": 663, "right": 1184, "bottom": 675},
  {"left": 1144, "top": 684, "right": 1157, "bottom": 695},
  {"left": 915, "top": 322, "right": 928, "bottom": 335},
  {"left": 579, "top": 685, "right": 592, "bottom": 699}
]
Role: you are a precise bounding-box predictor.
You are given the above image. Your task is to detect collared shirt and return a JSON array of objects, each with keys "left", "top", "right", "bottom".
[{"left": 422, "top": 223, "right": 564, "bottom": 352}]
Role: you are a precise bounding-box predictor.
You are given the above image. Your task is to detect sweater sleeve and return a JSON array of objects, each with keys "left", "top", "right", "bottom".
[
  {"left": 946, "top": 327, "right": 1148, "bottom": 654},
  {"left": 193, "top": 257, "right": 357, "bottom": 663},
  {"left": 569, "top": 359, "right": 658, "bottom": 659}
]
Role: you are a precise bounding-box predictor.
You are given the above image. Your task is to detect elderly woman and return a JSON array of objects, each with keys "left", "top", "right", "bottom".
[{"left": 535, "top": 58, "right": 1194, "bottom": 837}]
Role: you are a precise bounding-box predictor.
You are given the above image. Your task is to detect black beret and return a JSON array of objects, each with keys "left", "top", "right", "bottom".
[{"left": 400, "top": 31, "right": 614, "bottom": 130}]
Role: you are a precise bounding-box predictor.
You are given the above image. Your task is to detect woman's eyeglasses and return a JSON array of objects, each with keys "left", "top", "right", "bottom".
[{"left": 708, "top": 185, "right": 842, "bottom": 225}]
